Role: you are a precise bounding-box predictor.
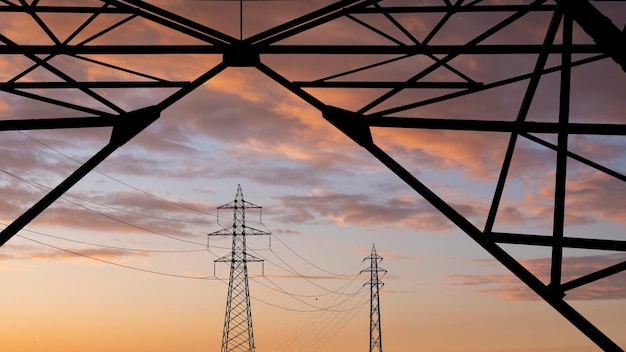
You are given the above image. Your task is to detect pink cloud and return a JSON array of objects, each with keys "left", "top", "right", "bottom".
[
  {"left": 566, "top": 172, "right": 626, "bottom": 224},
  {"left": 273, "top": 191, "right": 455, "bottom": 232}
]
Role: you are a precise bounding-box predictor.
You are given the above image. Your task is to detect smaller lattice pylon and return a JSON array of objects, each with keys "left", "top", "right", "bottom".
[
  {"left": 361, "top": 243, "right": 386, "bottom": 352},
  {"left": 208, "top": 185, "right": 270, "bottom": 352}
]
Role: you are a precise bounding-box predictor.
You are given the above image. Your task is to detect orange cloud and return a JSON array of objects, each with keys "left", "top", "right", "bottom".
[{"left": 0, "top": 242, "right": 149, "bottom": 263}]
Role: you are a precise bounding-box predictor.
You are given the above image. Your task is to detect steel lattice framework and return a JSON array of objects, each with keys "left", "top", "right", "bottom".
[
  {"left": 362, "top": 244, "right": 386, "bottom": 352},
  {"left": 0, "top": 0, "right": 625, "bottom": 350},
  {"left": 209, "top": 185, "right": 270, "bottom": 352}
]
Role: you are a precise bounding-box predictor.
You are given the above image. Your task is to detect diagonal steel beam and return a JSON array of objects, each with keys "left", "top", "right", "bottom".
[
  {"left": 562, "top": 261, "right": 626, "bottom": 291},
  {"left": 245, "top": 0, "right": 380, "bottom": 45},
  {"left": 0, "top": 106, "right": 160, "bottom": 247}
]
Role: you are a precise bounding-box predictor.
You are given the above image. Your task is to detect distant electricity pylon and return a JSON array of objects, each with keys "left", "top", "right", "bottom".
[
  {"left": 208, "top": 185, "right": 270, "bottom": 352},
  {"left": 361, "top": 243, "right": 386, "bottom": 352}
]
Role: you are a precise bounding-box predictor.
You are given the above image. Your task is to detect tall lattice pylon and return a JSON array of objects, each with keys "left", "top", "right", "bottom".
[
  {"left": 208, "top": 185, "right": 270, "bottom": 352},
  {"left": 361, "top": 243, "right": 386, "bottom": 352}
]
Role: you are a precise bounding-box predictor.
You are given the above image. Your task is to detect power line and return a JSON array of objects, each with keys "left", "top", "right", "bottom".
[
  {"left": 273, "top": 263, "right": 369, "bottom": 351},
  {"left": 300, "top": 297, "right": 367, "bottom": 350},
  {"left": 10, "top": 131, "right": 268, "bottom": 228},
  {"left": 309, "top": 297, "right": 369, "bottom": 352},
  {"left": 63, "top": 191, "right": 215, "bottom": 225},
  {"left": 11, "top": 229, "right": 363, "bottom": 314},
  {"left": 213, "top": 276, "right": 349, "bottom": 314},
  {"left": 250, "top": 247, "right": 367, "bottom": 295},
  {"left": 11, "top": 225, "right": 206, "bottom": 253},
  {"left": 3, "top": 165, "right": 368, "bottom": 294},
  {"left": 254, "top": 275, "right": 368, "bottom": 312},
  {"left": 15, "top": 234, "right": 213, "bottom": 280},
  {"left": 3, "top": 135, "right": 376, "bottom": 329},
  {"left": 261, "top": 222, "right": 356, "bottom": 277},
  {"left": 257, "top": 273, "right": 366, "bottom": 298},
  {"left": 0, "top": 167, "right": 210, "bottom": 248},
  {"left": 16, "top": 130, "right": 219, "bottom": 217},
  {"left": 274, "top": 275, "right": 369, "bottom": 352},
  {"left": 0, "top": 166, "right": 213, "bottom": 225}
]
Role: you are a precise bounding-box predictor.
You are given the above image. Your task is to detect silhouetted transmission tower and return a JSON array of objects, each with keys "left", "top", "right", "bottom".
[
  {"left": 208, "top": 185, "right": 270, "bottom": 352},
  {"left": 362, "top": 244, "right": 386, "bottom": 352}
]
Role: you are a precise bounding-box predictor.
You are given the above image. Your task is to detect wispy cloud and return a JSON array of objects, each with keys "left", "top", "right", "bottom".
[
  {"left": 0, "top": 243, "right": 149, "bottom": 263},
  {"left": 273, "top": 190, "right": 454, "bottom": 231},
  {"left": 448, "top": 254, "right": 626, "bottom": 301}
]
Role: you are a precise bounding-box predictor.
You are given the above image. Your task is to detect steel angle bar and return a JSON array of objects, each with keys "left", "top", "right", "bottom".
[
  {"left": 550, "top": 10, "right": 573, "bottom": 289},
  {"left": 258, "top": 44, "right": 602, "bottom": 55},
  {"left": 0, "top": 116, "right": 116, "bottom": 131},
  {"left": 0, "top": 82, "right": 189, "bottom": 89},
  {"left": 245, "top": 0, "right": 380, "bottom": 45},
  {"left": 366, "top": 117, "right": 626, "bottom": 135},
  {"left": 562, "top": 261, "right": 626, "bottom": 292},
  {"left": 484, "top": 1, "right": 564, "bottom": 234},
  {"left": 0, "top": 6, "right": 133, "bottom": 14},
  {"left": 293, "top": 81, "right": 481, "bottom": 89},
  {"left": 373, "top": 0, "right": 475, "bottom": 85},
  {"left": 0, "top": 61, "right": 228, "bottom": 247},
  {"left": 521, "top": 133, "right": 626, "bottom": 182},
  {"left": 0, "top": 87, "right": 117, "bottom": 116},
  {"left": 0, "top": 143, "right": 120, "bottom": 247},
  {"left": 103, "top": 0, "right": 237, "bottom": 44},
  {"left": 357, "top": 0, "right": 547, "bottom": 114},
  {"left": 351, "top": 4, "right": 557, "bottom": 14},
  {"left": 369, "top": 54, "right": 609, "bottom": 117},
  {"left": 100, "top": 0, "right": 236, "bottom": 45},
  {"left": 0, "top": 44, "right": 606, "bottom": 55},
  {"left": 489, "top": 233, "right": 626, "bottom": 252}
]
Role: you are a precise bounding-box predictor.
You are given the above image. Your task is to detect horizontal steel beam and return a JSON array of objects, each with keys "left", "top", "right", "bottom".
[
  {"left": 0, "top": 81, "right": 189, "bottom": 89},
  {"left": 0, "top": 117, "right": 115, "bottom": 131},
  {"left": 0, "top": 4, "right": 559, "bottom": 14},
  {"left": 366, "top": 117, "right": 626, "bottom": 135},
  {"left": 490, "top": 232, "right": 626, "bottom": 251},
  {"left": 0, "top": 44, "right": 603, "bottom": 55},
  {"left": 0, "top": 6, "right": 133, "bottom": 14},
  {"left": 294, "top": 81, "right": 482, "bottom": 89},
  {"left": 352, "top": 4, "right": 557, "bottom": 13}
]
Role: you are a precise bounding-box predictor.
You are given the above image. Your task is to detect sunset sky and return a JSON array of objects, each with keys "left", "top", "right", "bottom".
[{"left": 1, "top": 0, "right": 626, "bottom": 351}]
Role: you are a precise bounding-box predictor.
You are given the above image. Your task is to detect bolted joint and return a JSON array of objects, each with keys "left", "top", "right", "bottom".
[
  {"left": 222, "top": 44, "right": 261, "bottom": 67},
  {"left": 322, "top": 105, "right": 373, "bottom": 147},
  {"left": 546, "top": 282, "right": 567, "bottom": 300},
  {"left": 109, "top": 105, "right": 161, "bottom": 148}
]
